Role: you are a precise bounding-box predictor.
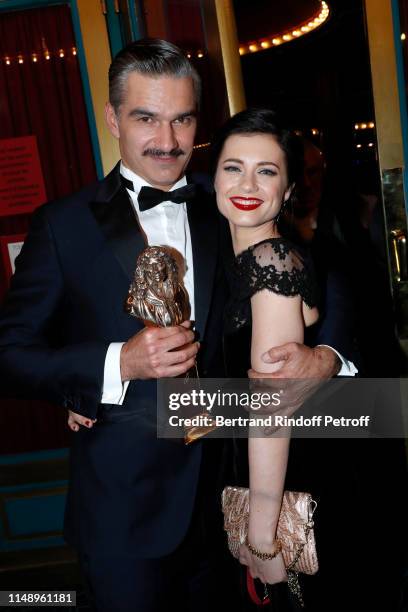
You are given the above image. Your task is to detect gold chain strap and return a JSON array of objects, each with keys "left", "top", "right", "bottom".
[{"left": 284, "top": 520, "right": 314, "bottom": 608}]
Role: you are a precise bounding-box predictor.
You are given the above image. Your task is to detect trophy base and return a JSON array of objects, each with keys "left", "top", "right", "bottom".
[{"left": 183, "top": 413, "right": 218, "bottom": 444}]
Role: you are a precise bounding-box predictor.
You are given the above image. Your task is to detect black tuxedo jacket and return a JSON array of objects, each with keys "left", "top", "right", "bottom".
[{"left": 0, "top": 163, "right": 227, "bottom": 557}]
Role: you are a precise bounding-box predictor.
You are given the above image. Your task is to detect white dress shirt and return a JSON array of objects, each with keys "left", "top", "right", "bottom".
[{"left": 101, "top": 163, "right": 195, "bottom": 404}]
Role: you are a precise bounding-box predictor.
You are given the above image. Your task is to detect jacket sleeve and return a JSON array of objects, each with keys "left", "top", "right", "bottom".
[
  {"left": 0, "top": 206, "right": 109, "bottom": 419},
  {"left": 315, "top": 267, "right": 359, "bottom": 368}
]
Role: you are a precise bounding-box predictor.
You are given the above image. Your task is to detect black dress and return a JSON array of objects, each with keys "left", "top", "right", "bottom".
[
  {"left": 224, "top": 237, "right": 318, "bottom": 379},
  {"left": 222, "top": 238, "right": 319, "bottom": 611},
  {"left": 223, "top": 237, "right": 408, "bottom": 612}
]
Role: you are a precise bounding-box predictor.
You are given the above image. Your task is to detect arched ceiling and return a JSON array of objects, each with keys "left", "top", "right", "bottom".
[{"left": 233, "top": 0, "right": 329, "bottom": 54}]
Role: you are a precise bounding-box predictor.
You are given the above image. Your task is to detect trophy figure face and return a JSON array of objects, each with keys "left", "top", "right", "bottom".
[{"left": 146, "top": 260, "right": 167, "bottom": 284}]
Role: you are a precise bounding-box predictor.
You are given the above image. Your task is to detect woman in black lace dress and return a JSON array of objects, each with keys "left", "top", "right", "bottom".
[{"left": 212, "top": 109, "right": 319, "bottom": 593}]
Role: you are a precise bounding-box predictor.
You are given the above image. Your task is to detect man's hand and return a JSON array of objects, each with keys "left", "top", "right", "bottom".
[
  {"left": 249, "top": 343, "right": 341, "bottom": 380},
  {"left": 247, "top": 344, "right": 341, "bottom": 431},
  {"left": 68, "top": 322, "right": 199, "bottom": 431},
  {"left": 120, "top": 321, "right": 199, "bottom": 381},
  {"left": 68, "top": 410, "right": 96, "bottom": 432}
]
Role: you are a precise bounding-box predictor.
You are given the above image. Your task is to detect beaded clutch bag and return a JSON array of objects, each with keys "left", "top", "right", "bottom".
[{"left": 221, "top": 486, "right": 319, "bottom": 576}]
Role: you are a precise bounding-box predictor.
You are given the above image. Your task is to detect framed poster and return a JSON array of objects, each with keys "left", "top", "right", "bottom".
[
  {"left": 0, "top": 234, "right": 26, "bottom": 282},
  {"left": 0, "top": 135, "right": 46, "bottom": 217}
]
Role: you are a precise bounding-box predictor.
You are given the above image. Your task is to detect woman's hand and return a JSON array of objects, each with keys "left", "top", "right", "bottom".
[
  {"left": 68, "top": 410, "right": 96, "bottom": 431},
  {"left": 238, "top": 543, "right": 287, "bottom": 584}
]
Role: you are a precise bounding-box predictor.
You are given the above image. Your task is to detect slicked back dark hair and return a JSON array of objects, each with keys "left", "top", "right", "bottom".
[
  {"left": 109, "top": 38, "right": 201, "bottom": 114},
  {"left": 211, "top": 108, "right": 303, "bottom": 186}
]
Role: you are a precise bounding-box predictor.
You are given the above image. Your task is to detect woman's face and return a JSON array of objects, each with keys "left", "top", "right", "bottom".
[{"left": 214, "top": 133, "right": 293, "bottom": 228}]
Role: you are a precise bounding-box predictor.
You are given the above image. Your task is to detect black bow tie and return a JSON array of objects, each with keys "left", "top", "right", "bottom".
[{"left": 121, "top": 175, "right": 196, "bottom": 212}]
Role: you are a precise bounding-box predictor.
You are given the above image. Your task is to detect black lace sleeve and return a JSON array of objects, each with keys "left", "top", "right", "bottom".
[{"left": 224, "top": 238, "right": 318, "bottom": 334}]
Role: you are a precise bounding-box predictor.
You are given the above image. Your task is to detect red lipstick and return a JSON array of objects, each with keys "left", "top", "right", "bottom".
[{"left": 229, "top": 196, "right": 263, "bottom": 211}]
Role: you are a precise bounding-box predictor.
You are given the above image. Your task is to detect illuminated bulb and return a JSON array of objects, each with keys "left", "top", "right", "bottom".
[
  {"left": 249, "top": 44, "right": 258, "bottom": 52},
  {"left": 368, "top": 143, "right": 374, "bottom": 147},
  {"left": 59, "top": 50, "right": 65, "bottom": 58},
  {"left": 72, "top": 47, "right": 77, "bottom": 56},
  {"left": 361, "top": 123, "right": 367, "bottom": 129},
  {"left": 369, "top": 122, "right": 375, "bottom": 128},
  {"left": 18, "top": 56, "right": 24, "bottom": 64},
  {"left": 355, "top": 124, "right": 359, "bottom": 130},
  {"left": 311, "top": 129, "right": 319, "bottom": 135},
  {"left": 272, "top": 38, "right": 282, "bottom": 45},
  {"left": 292, "top": 30, "right": 301, "bottom": 37},
  {"left": 197, "top": 52, "right": 204, "bottom": 58},
  {"left": 402, "top": 33, "right": 406, "bottom": 41},
  {"left": 282, "top": 34, "right": 292, "bottom": 41},
  {"left": 356, "top": 144, "right": 362, "bottom": 148},
  {"left": 32, "top": 54, "right": 38, "bottom": 63},
  {"left": 261, "top": 41, "right": 270, "bottom": 48},
  {"left": 187, "top": 53, "right": 192, "bottom": 58},
  {"left": 301, "top": 26, "right": 310, "bottom": 32},
  {"left": 45, "top": 52, "right": 50, "bottom": 60},
  {"left": 308, "top": 22, "right": 314, "bottom": 28},
  {"left": 239, "top": 48, "right": 245, "bottom": 55},
  {"left": 5, "top": 58, "right": 11, "bottom": 65},
  {"left": 193, "top": 142, "right": 210, "bottom": 150}
]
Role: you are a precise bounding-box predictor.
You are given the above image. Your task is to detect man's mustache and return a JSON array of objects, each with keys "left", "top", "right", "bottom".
[{"left": 143, "top": 148, "right": 185, "bottom": 158}]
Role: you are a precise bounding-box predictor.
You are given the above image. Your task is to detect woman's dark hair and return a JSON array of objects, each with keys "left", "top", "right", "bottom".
[{"left": 211, "top": 108, "right": 303, "bottom": 186}]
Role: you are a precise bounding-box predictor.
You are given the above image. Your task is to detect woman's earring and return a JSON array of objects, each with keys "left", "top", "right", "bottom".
[{"left": 274, "top": 198, "right": 288, "bottom": 223}]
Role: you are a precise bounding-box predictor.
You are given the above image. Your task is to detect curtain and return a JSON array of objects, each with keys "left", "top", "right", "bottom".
[
  {"left": 0, "top": 4, "right": 96, "bottom": 202},
  {"left": 0, "top": 3, "right": 98, "bottom": 453}
]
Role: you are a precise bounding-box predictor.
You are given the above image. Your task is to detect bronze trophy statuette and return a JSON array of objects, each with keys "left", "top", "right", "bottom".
[
  {"left": 125, "top": 246, "right": 189, "bottom": 327},
  {"left": 125, "top": 246, "right": 217, "bottom": 444}
]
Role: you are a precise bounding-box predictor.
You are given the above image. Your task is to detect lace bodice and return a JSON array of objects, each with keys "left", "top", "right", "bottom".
[{"left": 224, "top": 238, "right": 318, "bottom": 334}]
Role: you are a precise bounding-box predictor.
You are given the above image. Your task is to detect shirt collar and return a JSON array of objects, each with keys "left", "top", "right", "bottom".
[{"left": 120, "top": 161, "right": 187, "bottom": 197}]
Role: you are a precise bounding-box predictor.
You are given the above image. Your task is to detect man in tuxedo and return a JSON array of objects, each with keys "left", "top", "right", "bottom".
[
  {"left": 0, "top": 39, "right": 227, "bottom": 611},
  {"left": 0, "top": 39, "right": 354, "bottom": 611}
]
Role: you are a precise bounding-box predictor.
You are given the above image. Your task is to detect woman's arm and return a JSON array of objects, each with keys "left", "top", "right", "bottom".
[{"left": 241, "top": 290, "right": 304, "bottom": 584}]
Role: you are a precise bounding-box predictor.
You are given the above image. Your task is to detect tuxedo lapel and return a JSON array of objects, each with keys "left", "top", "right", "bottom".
[
  {"left": 187, "top": 183, "right": 218, "bottom": 340},
  {"left": 89, "top": 166, "right": 219, "bottom": 339},
  {"left": 89, "top": 163, "right": 145, "bottom": 281}
]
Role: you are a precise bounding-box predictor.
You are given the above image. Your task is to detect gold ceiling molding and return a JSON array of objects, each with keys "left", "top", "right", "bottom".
[{"left": 238, "top": 1, "right": 330, "bottom": 56}]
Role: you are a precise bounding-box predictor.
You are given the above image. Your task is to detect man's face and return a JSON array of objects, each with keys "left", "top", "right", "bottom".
[
  {"left": 292, "top": 141, "right": 325, "bottom": 243},
  {"left": 105, "top": 72, "right": 197, "bottom": 190}
]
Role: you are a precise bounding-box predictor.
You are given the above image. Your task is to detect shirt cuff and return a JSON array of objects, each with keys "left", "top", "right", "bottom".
[
  {"left": 317, "top": 345, "right": 358, "bottom": 377},
  {"left": 101, "top": 342, "right": 130, "bottom": 404}
]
